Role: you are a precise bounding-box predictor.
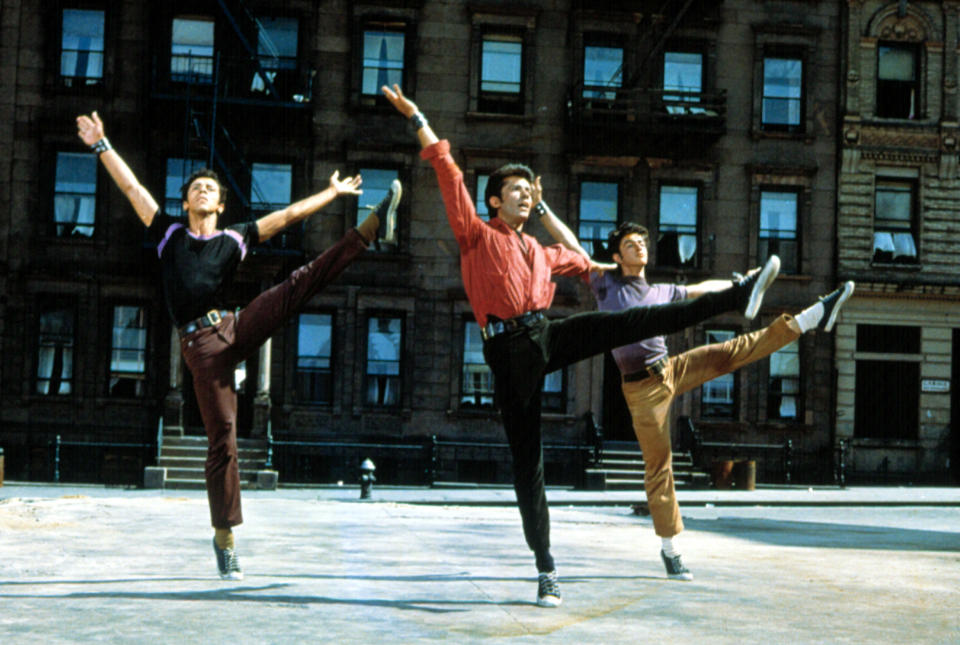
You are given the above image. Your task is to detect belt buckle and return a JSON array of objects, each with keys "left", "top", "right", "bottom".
[{"left": 205, "top": 309, "right": 222, "bottom": 326}]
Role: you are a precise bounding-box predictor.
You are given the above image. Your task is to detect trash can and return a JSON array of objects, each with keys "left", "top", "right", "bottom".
[
  {"left": 733, "top": 459, "right": 756, "bottom": 491},
  {"left": 712, "top": 460, "right": 734, "bottom": 489}
]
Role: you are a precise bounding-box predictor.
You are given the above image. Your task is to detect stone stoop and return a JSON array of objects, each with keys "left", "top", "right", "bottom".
[
  {"left": 583, "top": 440, "right": 710, "bottom": 491},
  {"left": 145, "top": 436, "right": 276, "bottom": 490}
]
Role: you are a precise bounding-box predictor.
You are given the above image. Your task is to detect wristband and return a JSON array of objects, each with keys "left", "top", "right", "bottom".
[
  {"left": 409, "top": 112, "right": 428, "bottom": 131},
  {"left": 90, "top": 137, "right": 112, "bottom": 155},
  {"left": 532, "top": 202, "right": 548, "bottom": 218}
]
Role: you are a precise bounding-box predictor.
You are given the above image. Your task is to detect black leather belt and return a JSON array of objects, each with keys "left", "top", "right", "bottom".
[
  {"left": 178, "top": 309, "right": 232, "bottom": 338},
  {"left": 480, "top": 310, "right": 545, "bottom": 341},
  {"left": 623, "top": 357, "right": 669, "bottom": 383}
]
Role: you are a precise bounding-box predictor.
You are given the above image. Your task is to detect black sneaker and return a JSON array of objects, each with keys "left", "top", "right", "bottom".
[
  {"left": 368, "top": 179, "right": 402, "bottom": 250},
  {"left": 736, "top": 255, "right": 780, "bottom": 320},
  {"left": 660, "top": 550, "right": 694, "bottom": 581},
  {"left": 818, "top": 281, "right": 855, "bottom": 332},
  {"left": 213, "top": 537, "right": 243, "bottom": 581},
  {"left": 537, "top": 570, "right": 562, "bottom": 607}
]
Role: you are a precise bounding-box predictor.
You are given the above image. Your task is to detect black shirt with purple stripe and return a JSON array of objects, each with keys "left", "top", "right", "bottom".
[{"left": 147, "top": 212, "right": 260, "bottom": 327}]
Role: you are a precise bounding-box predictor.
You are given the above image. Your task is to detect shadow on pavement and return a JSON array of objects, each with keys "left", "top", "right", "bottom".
[{"left": 684, "top": 516, "right": 960, "bottom": 552}]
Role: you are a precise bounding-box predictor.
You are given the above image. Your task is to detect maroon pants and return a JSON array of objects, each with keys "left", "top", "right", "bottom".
[{"left": 180, "top": 229, "right": 368, "bottom": 528}]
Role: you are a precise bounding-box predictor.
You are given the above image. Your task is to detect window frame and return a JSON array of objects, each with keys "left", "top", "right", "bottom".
[
  {"left": 363, "top": 312, "right": 405, "bottom": 408},
  {"left": 577, "top": 179, "right": 620, "bottom": 258},
  {"left": 758, "top": 188, "right": 801, "bottom": 275},
  {"left": 351, "top": 10, "right": 417, "bottom": 110},
  {"left": 59, "top": 7, "right": 106, "bottom": 89},
  {"left": 872, "top": 177, "right": 919, "bottom": 265},
  {"left": 170, "top": 14, "right": 216, "bottom": 84},
  {"left": 255, "top": 16, "right": 300, "bottom": 72},
  {"left": 460, "top": 318, "right": 495, "bottom": 409},
  {"left": 467, "top": 8, "right": 537, "bottom": 119},
  {"left": 53, "top": 150, "right": 99, "bottom": 239},
  {"left": 582, "top": 33, "right": 625, "bottom": 101},
  {"left": 353, "top": 165, "right": 402, "bottom": 252},
  {"left": 760, "top": 55, "right": 805, "bottom": 132},
  {"left": 656, "top": 182, "right": 701, "bottom": 270},
  {"left": 701, "top": 329, "right": 738, "bottom": 418},
  {"left": 107, "top": 303, "right": 149, "bottom": 398},
  {"left": 295, "top": 311, "right": 336, "bottom": 405},
  {"left": 767, "top": 339, "right": 801, "bottom": 421},
  {"left": 876, "top": 42, "right": 921, "bottom": 120},
  {"left": 36, "top": 299, "right": 78, "bottom": 397}
]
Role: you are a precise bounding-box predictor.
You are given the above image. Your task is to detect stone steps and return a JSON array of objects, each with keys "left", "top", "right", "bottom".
[{"left": 146, "top": 435, "right": 275, "bottom": 490}]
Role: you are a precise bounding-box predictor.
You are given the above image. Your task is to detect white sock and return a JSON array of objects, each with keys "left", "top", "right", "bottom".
[
  {"left": 661, "top": 537, "right": 680, "bottom": 558},
  {"left": 793, "top": 302, "right": 824, "bottom": 333}
]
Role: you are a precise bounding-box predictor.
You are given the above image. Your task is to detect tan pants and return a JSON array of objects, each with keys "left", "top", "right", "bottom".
[{"left": 620, "top": 314, "right": 802, "bottom": 537}]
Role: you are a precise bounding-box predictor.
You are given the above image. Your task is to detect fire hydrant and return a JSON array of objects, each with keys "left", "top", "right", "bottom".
[{"left": 359, "top": 458, "right": 376, "bottom": 499}]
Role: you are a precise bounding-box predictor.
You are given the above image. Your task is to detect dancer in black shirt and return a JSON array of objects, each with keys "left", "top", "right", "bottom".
[{"left": 76, "top": 111, "right": 401, "bottom": 579}]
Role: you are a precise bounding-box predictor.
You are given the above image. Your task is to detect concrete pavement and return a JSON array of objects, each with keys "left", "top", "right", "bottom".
[{"left": 1, "top": 482, "right": 958, "bottom": 644}]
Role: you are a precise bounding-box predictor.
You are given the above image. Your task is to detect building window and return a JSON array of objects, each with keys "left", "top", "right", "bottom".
[
  {"left": 873, "top": 179, "right": 917, "bottom": 264},
  {"left": 578, "top": 181, "right": 618, "bottom": 256},
  {"left": 479, "top": 33, "right": 523, "bottom": 114},
  {"left": 461, "top": 321, "right": 494, "bottom": 408},
  {"left": 60, "top": 9, "right": 104, "bottom": 87},
  {"left": 257, "top": 17, "right": 298, "bottom": 71},
  {"left": 164, "top": 158, "right": 204, "bottom": 216},
  {"left": 768, "top": 340, "right": 799, "bottom": 420},
  {"left": 657, "top": 184, "right": 698, "bottom": 268},
  {"left": 663, "top": 51, "right": 703, "bottom": 114},
  {"left": 37, "top": 304, "right": 75, "bottom": 396},
  {"left": 759, "top": 190, "right": 799, "bottom": 274},
  {"left": 877, "top": 44, "right": 918, "bottom": 119},
  {"left": 171, "top": 16, "right": 214, "bottom": 82},
  {"left": 365, "top": 315, "right": 402, "bottom": 407},
  {"left": 54, "top": 152, "right": 97, "bottom": 238},
  {"left": 854, "top": 325, "right": 920, "bottom": 439},
  {"left": 541, "top": 369, "right": 566, "bottom": 413},
  {"left": 583, "top": 44, "right": 623, "bottom": 100},
  {"left": 296, "top": 313, "right": 333, "bottom": 404},
  {"left": 250, "top": 163, "right": 292, "bottom": 215},
  {"left": 109, "top": 305, "right": 147, "bottom": 397},
  {"left": 702, "top": 329, "right": 735, "bottom": 417},
  {"left": 362, "top": 25, "right": 405, "bottom": 96},
  {"left": 762, "top": 57, "right": 803, "bottom": 130},
  {"left": 356, "top": 167, "right": 399, "bottom": 250}
]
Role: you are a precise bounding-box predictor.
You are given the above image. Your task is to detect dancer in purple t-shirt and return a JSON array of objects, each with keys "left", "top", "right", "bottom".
[{"left": 585, "top": 222, "right": 854, "bottom": 580}]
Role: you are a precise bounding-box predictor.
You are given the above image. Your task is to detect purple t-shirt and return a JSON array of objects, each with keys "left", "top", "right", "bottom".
[{"left": 589, "top": 271, "right": 687, "bottom": 376}]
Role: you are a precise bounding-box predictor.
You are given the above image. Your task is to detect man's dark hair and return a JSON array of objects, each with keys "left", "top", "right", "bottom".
[
  {"left": 606, "top": 222, "right": 651, "bottom": 274},
  {"left": 181, "top": 168, "right": 227, "bottom": 204},
  {"left": 484, "top": 163, "right": 535, "bottom": 218}
]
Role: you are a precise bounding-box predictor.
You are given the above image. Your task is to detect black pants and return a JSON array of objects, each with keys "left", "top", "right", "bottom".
[{"left": 481, "top": 287, "right": 742, "bottom": 565}]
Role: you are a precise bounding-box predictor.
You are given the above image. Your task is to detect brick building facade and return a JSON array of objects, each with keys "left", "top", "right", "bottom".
[{"left": 0, "top": 1, "right": 897, "bottom": 487}]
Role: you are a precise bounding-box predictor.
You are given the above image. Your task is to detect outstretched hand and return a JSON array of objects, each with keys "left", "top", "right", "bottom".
[
  {"left": 329, "top": 170, "right": 363, "bottom": 197},
  {"left": 532, "top": 176, "right": 543, "bottom": 207},
  {"left": 76, "top": 111, "right": 105, "bottom": 146},
  {"left": 590, "top": 260, "right": 618, "bottom": 275},
  {"left": 381, "top": 84, "right": 418, "bottom": 118}
]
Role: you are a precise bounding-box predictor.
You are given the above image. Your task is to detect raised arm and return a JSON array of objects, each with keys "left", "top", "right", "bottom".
[
  {"left": 76, "top": 111, "right": 159, "bottom": 227},
  {"left": 533, "top": 176, "right": 617, "bottom": 274},
  {"left": 254, "top": 171, "right": 362, "bottom": 243},
  {"left": 382, "top": 84, "right": 439, "bottom": 149}
]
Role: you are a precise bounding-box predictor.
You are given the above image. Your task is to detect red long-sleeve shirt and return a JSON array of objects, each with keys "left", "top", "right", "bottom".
[{"left": 421, "top": 140, "right": 590, "bottom": 327}]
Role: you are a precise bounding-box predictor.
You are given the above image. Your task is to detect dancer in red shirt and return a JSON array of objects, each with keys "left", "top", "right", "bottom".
[{"left": 382, "top": 85, "right": 779, "bottom": 607}]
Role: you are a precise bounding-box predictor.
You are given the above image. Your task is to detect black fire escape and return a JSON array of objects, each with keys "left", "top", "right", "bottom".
[
  {"left": 150, "top": 0, "right": 315, "bottom": 254},
  {"left": 567, "top": 0, "right": 727, "bottom": 159}
]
